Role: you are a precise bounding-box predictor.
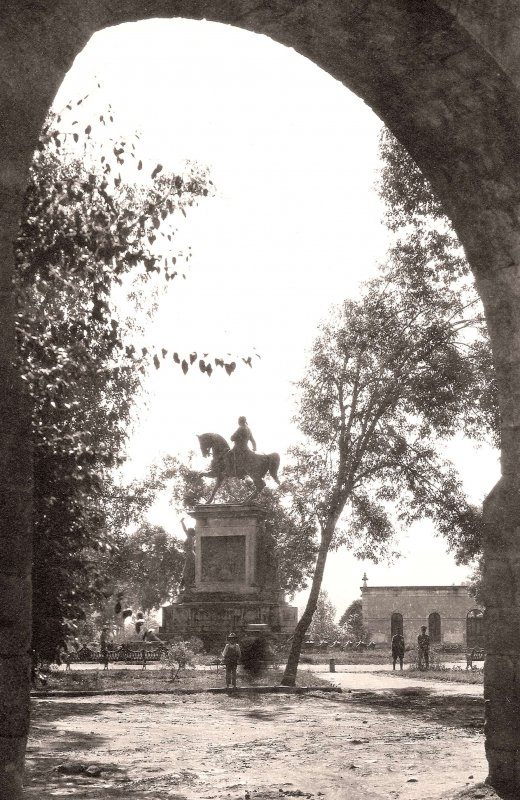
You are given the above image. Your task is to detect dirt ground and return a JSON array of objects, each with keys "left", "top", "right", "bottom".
[{"left": 25, "top": 669, "right": 489, "bottom": 800}]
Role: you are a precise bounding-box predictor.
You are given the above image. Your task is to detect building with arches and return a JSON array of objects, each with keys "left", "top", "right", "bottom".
[{"left": 361, "top": 577, "right": 483, "bottom": 647}]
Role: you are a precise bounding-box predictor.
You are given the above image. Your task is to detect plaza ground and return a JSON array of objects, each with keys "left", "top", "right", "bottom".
[{"left": 24, "top": 663, "right": 497, "bottom": 800}]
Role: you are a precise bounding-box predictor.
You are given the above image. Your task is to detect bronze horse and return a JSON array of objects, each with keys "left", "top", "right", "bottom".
[{"left": 197, "top": 432, "right": 280, "bottom": 503}]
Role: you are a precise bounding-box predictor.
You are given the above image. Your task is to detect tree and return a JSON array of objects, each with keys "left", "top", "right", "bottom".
[
  {"left": 306, "top": 591, "right": 340, "bottom": 642},
  {"left": 15, "top": 107, "right": 211, "bottom": 658},
  {"left": 107, "top": 522, "right": 184, "bottom": 615},
  {"left": 281, "top": 253, "right": 495, "bottom": 684},
  {"left": 339, "top": 599, "right": 368, "bottom": 642},
  {"left": 377, "top": 128, "right": 499, "bottom": 575},
  {"left": 377, "top": 128, "right": 499, "bottom": 454}
]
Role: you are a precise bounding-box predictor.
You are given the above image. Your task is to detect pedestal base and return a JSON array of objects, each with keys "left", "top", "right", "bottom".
[{"left": 160, "top": 596, "right": 297, "bottom": 650}]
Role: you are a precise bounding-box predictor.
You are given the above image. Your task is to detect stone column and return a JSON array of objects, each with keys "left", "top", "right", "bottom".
[
  {"left": 0, "top": 194, "right": 33, "bottom": 799},
  {"left": 477, "top": 265, "right": 520, "bottom": 795},
  {"left": 482, "top": 480, "right": 520, "bottom": 793}
]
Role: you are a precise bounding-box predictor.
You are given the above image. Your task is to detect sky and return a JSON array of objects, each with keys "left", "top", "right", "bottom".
[{"left": 51, "top": 18, "right": 500, "bottom": 617}]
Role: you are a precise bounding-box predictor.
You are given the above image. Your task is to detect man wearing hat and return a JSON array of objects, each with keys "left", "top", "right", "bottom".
[{"left": 221, "top": 632, "right": 241, "bottom": 688}]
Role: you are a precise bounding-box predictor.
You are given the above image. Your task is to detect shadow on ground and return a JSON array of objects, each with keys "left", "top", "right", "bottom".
[{"left": 344, "top": 686, "right": 484, "bottom": 733}]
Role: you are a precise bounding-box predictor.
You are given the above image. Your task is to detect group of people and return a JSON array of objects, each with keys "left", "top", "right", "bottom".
[{"left": 391, "top": 625, "right": 430, "bottom": 670}]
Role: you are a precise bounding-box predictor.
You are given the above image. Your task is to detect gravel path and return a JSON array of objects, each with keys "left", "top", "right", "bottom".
[{"left": 25, "top": 667, "right": 487, "bottom": 800}]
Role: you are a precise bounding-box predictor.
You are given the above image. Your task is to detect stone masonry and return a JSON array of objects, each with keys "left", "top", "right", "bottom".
[
  {"left": 160, "top": 504, "right": 297, "bottom": 649},
  {"left": 361, "top": 582, "right": 482, "bottom": 647}
]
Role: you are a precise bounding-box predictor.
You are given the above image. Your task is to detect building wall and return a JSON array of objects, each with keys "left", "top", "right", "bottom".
[{"left": 361, "top": 585, "right": 481, "bottom": 646}]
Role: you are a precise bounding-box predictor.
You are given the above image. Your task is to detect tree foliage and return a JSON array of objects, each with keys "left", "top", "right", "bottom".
[
  {"left": 339, "top": 598, "right": 368, "bottom": 642},
  {"left": 306, "top": 591, "right": 340, "bottom": 642},
  {"left": 281, "top": 129, "right": 497, "bottom": 685},
  {"left": 16, "top": 105, "right": 211, "bottom": 657},
  {"left": 376, "top": 128, "right": 499, "bottom": 564},
  {"left": 107, "top": 522, "right": 184, "bottom": 614}
]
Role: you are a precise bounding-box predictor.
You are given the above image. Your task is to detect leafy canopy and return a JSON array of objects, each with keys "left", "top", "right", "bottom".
[
  {"left": 281, "top": 128, "right": 497, "bottom": 684},
  {"left": 18, "top": 102, "right": 212, "bottom": 657}
]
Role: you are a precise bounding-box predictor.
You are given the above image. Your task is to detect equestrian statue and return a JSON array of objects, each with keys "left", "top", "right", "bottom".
[{"left": 198, "top": 416, "right": 280, "bottom": 503}]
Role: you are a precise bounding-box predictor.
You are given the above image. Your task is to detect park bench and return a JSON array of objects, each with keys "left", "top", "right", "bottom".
[
  {"left": 119, "top": 647, "right": 164, "bottom": 664},
  {"left": 466, "top": 648, "right": 485, "bottom": 669}
]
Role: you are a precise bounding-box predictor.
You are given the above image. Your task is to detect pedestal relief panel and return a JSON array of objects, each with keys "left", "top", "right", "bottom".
[{"left": 200, "top": 535, "right": 246, "bottom": 583}]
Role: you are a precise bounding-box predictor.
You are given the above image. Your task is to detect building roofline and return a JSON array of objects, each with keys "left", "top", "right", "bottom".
[{"left": 361, "top": 585, "right": 470, "bottom": 591}]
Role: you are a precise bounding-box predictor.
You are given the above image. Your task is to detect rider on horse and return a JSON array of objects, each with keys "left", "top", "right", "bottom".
[{"left": 229, "top": 416, "right": 256, "bottom": 478}]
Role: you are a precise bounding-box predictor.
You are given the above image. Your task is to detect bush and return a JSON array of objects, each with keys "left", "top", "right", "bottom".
[{"left": 160, "top": 641, "right": 197, "bottom": 680}]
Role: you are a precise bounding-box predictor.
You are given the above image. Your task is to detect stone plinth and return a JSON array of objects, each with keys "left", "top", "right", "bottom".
[
  {"left": 195, "top": 503, "right": 261, "bottom": 594},
  {"left": 160, "top": 503, "right": 297, "bottom": 648}
]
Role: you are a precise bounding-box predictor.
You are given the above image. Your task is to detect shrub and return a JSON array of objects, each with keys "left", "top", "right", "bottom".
[{"left": 160, "top": 641, "right": 197, "bottom": 680}]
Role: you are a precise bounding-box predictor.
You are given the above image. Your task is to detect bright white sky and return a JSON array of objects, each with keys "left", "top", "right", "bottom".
[{"left": 52, "top": 18, "right": 500, "bottom": 617}]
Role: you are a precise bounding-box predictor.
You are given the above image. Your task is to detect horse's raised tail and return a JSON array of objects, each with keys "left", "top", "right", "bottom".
[{"left": 268, "top": 452, "right": 281, "bottom": 484}]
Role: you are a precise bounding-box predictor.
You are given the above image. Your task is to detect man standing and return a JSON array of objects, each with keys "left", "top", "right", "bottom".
[
  {"left": 417, "top": 625, "right": 430, "bottom": 670},
  {"left": 391, "top": 631, "right": 405, "bottom": 670},
  {"left": 221, "top": 632, "right": 241, "bottom": 689}
]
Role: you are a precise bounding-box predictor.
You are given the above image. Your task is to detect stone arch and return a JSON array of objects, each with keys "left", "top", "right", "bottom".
[
  {"left": 3, "top": 2, "right": 520, "bottom": 797},
  {"left": 428, "top": 611, "right": 441, "bottom": 644}
]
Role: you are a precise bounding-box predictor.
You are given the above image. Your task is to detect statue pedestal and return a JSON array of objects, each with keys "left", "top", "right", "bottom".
[{"left": 160, "top": 503, "right": 298, "bottom": 649}]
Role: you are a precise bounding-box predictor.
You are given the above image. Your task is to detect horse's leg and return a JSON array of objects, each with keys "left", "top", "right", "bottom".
[
  {"left": 207, "top": 476, "right": 222, "bottom": 504},
  {"left": 268, "top": 454, "right": 281, "bottom": 485}
]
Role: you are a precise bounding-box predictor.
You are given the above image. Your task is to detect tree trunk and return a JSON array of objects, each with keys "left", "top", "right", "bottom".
[{"left": 281, "top": 528, "right": 332, "bottom": 686}]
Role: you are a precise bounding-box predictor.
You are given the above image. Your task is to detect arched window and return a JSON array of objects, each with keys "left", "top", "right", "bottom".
[
  {"left": 428, "top": 611, "right": 441, "bottom": 643},
  {"left": 391, "top": 612, "right": 403, "bottom": 638},
  {"left": 467, "top": 609, "right": 484, "bottom": 648}
]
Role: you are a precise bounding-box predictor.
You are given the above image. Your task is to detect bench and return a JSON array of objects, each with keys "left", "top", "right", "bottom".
[
  {"left": 119, "top": 648, "right": 164, "bottom": 664},
  {"left": 466, "top": 648, "right": 485, "bottom": 669}
]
